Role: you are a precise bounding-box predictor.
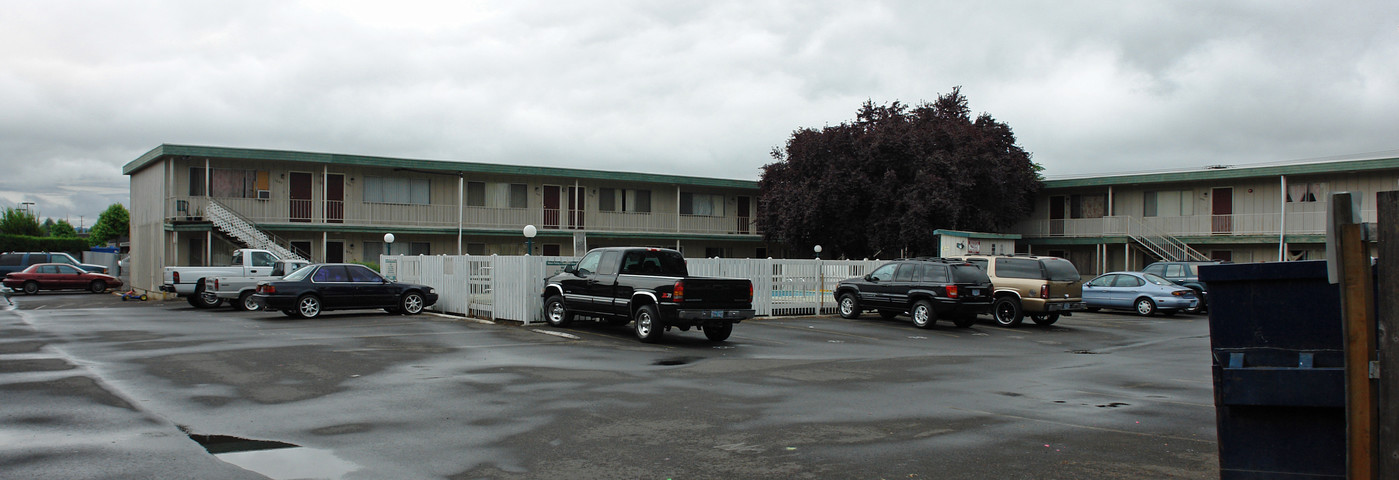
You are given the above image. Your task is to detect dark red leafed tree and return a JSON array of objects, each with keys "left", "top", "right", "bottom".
[{"left": 758, "top": 87, "right": 1042, "bottom": 259}]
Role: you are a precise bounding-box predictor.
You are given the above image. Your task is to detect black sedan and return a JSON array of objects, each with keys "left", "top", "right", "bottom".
[{"left": 251, "top": 263, "right": 438, "bottom": 318}]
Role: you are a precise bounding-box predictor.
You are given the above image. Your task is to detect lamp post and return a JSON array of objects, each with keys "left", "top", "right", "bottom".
[
  {"left": 383, "top": 233, "right": 395, "bottom": 256},
  {"left": 814, "top": 245, "right": 824, "bottom": 314},
  {"left": 523, "top": 225, "right": 537, "bottom": 255}
]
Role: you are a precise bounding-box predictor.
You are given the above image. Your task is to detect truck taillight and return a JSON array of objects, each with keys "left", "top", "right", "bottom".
[
  {"left": 173, "top": 271, "right": 180, "bottom": 284},
  {"left": 748, "top": 282, "right": 754, "bottom": 302},
  {"left": 673, "top": 280, "right": 684, "bottom": 302},
  {"left": 1039, "top": 284, "right": 1049, "bottom": 299},
  {"left": 946, "top": 285, "right": 958, "bottom": 298},
  {"left": 214, "top": 279, "right": 220, "bottom": 290}
]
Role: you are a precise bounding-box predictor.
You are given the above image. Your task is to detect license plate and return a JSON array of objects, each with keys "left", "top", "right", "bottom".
[
  {"left": 971, "top": 289, "right": 981, "bottom": 296},
  {"left": 712, "top": 310, "right": 725, "bottom": 318}
]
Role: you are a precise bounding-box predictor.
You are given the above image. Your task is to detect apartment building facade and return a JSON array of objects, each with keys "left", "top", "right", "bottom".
[
  {"left": 123, "top": 144, "right": 769, "bottom": 292},
  {"left": 1008, "top": 154, "right": 1399, "bottom": 275}
]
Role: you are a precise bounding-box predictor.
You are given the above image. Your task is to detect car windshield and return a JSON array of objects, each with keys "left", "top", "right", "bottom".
[
  {"left": 1041, "top": 259, "right": 1081, "bottom": 282},
  {"left": 1143, "top": 273, "right": 1174, "bottom": 286},
  {"left": 950, "top": 264, "right": 990, "bottom": 283},
  {"left": 281, "top": 265, "right": 315, "bottom": 282}
]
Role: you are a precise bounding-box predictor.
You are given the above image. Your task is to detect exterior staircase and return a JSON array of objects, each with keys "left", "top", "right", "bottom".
[
  {"left": 205, "top": 201, "right": 306, "bottom": 261},
  {"left": 1127, "top": 216, "right": 1210, "bottom": 262}
]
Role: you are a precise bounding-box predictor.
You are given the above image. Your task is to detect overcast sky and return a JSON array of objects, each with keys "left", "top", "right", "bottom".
[{"left": 2, "top": 1, "right": 1396, "bottom": 225}]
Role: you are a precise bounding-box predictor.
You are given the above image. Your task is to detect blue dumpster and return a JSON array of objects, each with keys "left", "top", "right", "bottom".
[{"left": 1201, "top": 260, "right": 1345, "bottom": 479}]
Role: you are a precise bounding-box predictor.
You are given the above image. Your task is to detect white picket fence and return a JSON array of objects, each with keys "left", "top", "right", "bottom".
[{"left": 381, "top": 255, "right": 885, "bottom": 324}]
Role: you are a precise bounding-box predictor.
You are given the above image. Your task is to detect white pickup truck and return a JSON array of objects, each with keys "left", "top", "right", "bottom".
[
  {"left": 161, "top": 249, "right": 284, "bottom": 308},
  {"left": 204, "top": 259, "right": 310, "bottom": 311}
]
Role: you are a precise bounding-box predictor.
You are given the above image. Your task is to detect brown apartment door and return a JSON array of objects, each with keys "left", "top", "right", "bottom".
[
  {"left": 326, "top": 174, "right": 344, "bottom": 223},
  {"left": 1211, "top": 187, "right": 1232, "bottom": 234},
  {"left": 543, "top": 186, "right": 561, "bottom": 229},
  {"left": 290, "top": 172, "right": 312, "bottom": 222},
  {"left": 1049, "top": 196, "right": 1066, "bottom": 236}
]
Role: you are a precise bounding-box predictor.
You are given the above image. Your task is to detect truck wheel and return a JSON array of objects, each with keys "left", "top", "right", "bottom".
[
  {"left": 89, "top": 280, "right": 107, "bottom": 294},
  {"left": 633, "top": 304, "right": 664, "bottom": 343},
  {"left": 1031, "top": 313, "right": 1060, "bottom": 325},
  {"left": 703, "top": 323, "right": 733, "bottom": 342},
  {"left": 187, "top": 285, "right": 223, "bottom": 309},
  {"left": 544, "top": 295, "right": 573, "bottom": 327},
  {"left": 911, "top": 300, "right": 936, "bottom": 329},
  {"left": 838, "top": 293, "right": 861, "bottom": 319},
  {"left": 237, "top": 291, "right": 259, "bottom": 311},
  {"left": 400, "top": 292, "right": 425, "bottom": 315},
  {"left": 992, "top": 297, "right": 1023, "bottom": 327},
  {"left": 296, "top": 294, "right": 322, "bottom": 319}
]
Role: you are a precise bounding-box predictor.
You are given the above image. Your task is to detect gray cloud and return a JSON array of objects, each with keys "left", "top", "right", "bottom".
[{"left": 1, "top": 0, "right": 1395, "bottom": 222}]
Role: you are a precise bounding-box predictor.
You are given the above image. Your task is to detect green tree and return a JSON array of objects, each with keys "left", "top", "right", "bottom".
[
  {"left": 0, "top": 207, "right": 42, "bottom": 236},
  {"left": 49, "top": 219, "right": 78, "bottom": 238},
  {"left": 758, "top": 88, "right": 1042, "bottom": 259},
  {"left": 88, "top": 203, "right": 130, "bottom": 246}
]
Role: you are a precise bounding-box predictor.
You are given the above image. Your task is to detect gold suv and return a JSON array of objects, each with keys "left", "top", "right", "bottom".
[{"left": 950, "top": 255, "right": 1086, "bottom": 327}]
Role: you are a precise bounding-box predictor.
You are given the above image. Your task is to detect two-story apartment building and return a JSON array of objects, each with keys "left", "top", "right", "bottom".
[
  {"left": 1009, "top": 153, "right": 1399, "bottom": 275},
  {"left": 123, "top": 144, "right": 769, "bottom": 292}
]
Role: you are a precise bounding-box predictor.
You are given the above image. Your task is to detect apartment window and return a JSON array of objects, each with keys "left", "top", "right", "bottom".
[
  {"left": 509, "top": 184, "right": 528, "bottom": 209},
  {"left": 600, "top": 188, "right": 652, "bottom": 213},
  {"left": 1143, "top": 191, "right": 1158, "bottom": 217},
  {"left": 364, "top": 241, "right": 383, "bottom": 258},
  {"left": 466, "top": 181, "right": 486, "bottom": 207},
  {"left": 365, "top": 177, "right": 430, "bottom": 204},
  {"left": 466, "top": 243, "right": 487, "bottom": 255},
  {"left": 680, "top": 192, "right": 724, "bottom": 216},
  {"left": 1287, "top": 182, "right": 1327, "bottom": 202},
  {"left": 704, "top": 247, "right": 725, "bottom": 258},
  {"left": 1069, "top": 194, "right": 1106, "bottom": 219},
  {"left": 190, "top": 167, "right": 268, "bottom": 198},
  {"left": 410, "top": 242, "right": 431, "bottom": 255}
]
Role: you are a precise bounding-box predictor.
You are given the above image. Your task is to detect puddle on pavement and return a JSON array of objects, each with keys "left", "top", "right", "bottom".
[
  {"left": 652, "top": 356, "right": 702, "bottom": 366},
  {"left": 185, "top": 429, "right": 360, "bottom": 479}
]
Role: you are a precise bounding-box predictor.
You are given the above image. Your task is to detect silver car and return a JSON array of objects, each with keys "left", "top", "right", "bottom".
[{"left": 1082, "top": 271, "right": 1198, "bottom": 316}]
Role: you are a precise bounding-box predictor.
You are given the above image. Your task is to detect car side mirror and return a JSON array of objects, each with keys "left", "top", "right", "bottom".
[
  {"left": 864, "top": 274, "right": 876, "bottom": 282},
  {"left": 563, "top": 264, "right": 578, "bottom": 274}
]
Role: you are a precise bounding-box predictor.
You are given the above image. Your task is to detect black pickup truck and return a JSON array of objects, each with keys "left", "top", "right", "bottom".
[{"left": 541, "top": 247, "right": 755, "bottom": 343}]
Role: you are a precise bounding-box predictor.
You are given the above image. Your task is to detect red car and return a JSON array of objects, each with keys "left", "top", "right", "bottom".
[{"left": 2, "top": 263, "right": 123, "bottom": 294}]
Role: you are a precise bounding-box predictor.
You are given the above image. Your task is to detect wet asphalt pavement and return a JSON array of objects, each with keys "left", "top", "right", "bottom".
[{"left": 0, "top": 292, "right": 1219, "bottom": 479}]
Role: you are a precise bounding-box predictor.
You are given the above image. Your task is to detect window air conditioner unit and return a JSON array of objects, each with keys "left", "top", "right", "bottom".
[{"left": 257, "top": 190, "right": 271, "bottom": 200}]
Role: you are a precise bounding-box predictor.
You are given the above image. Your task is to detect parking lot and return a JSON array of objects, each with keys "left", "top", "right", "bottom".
[{"left": 1, "top": 292, "right": 1218, "bottom": 479}]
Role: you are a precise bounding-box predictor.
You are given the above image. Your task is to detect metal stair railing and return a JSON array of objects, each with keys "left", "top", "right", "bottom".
[
  {"left": 205, "top": 201, "right": 306, "bottom": 261},
  {"left": 1126, "top": 216, "right": 1210, "bottom": 262}
]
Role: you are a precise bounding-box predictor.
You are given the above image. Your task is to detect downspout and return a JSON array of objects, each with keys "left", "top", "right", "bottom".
[
  {"left": 1279, "top": 175, "right": 1287, "bottom": 261},
  {"left": 457, "top": 173, "right": 463, "bottom": 255}
]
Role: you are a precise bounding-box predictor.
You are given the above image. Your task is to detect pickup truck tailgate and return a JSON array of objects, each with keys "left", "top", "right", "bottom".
[{"left": 678, "top": 278, "right": 752, "bottom": 308}]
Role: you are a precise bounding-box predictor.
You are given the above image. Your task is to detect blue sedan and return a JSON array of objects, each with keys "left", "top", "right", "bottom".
[{"left": 1082, "top": 271, "right": 1198, "bottom": 316}]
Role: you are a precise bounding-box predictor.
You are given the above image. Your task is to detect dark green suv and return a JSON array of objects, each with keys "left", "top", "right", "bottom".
[
  {"left": 1141, "top": 260, "right": 1225, "bottom": 313},
  {"left": 833, "top": 258, "right": 994, "bottom": 329}
]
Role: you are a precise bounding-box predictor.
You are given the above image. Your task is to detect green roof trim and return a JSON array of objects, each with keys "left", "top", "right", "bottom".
[
  {"left": 1042, "top": 155, "right": 1399, "bottom": 189},
  {"left": 932, "top": 229, "right": 1021, "bottom": 240},
  {"left": 1021, "top": 234, "right": 1326, "bottom": 246},
  {"left": 124, "top": 144, "right": 759, "bottom": 189}
]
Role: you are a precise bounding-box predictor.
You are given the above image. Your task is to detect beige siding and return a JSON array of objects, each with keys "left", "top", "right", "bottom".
[{"left": 128, "top": 159, "right": 169, "bottom": 292}]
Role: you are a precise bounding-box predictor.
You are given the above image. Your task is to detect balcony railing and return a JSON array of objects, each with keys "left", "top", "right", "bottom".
[
  {"left": 165, "top": 196, "right": 762, "bottom": 236},
  {"left": 1012, "top": 210, "right": 1377, "bottom": 239}
]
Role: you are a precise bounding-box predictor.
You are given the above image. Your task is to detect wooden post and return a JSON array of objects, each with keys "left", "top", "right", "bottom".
[
  {"left": 1376, "top": 190, "right": 1398, "bottom": 479},
  {"left": 1334, "top": 191, "right": 1378, "bottom": 479}
]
